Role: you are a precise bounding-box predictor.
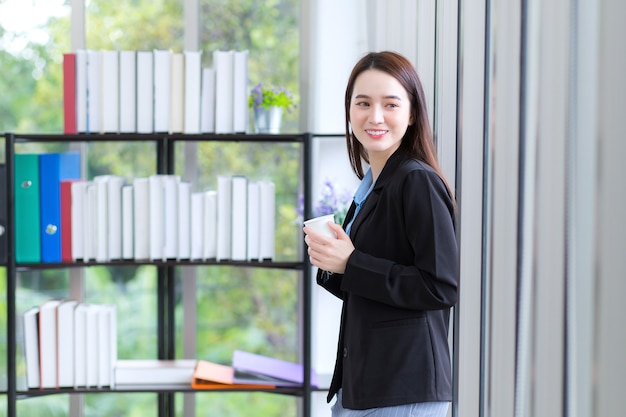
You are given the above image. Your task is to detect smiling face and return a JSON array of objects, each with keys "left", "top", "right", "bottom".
[{"left": 349, "top": 69, "right": 413, "bottom": 170}]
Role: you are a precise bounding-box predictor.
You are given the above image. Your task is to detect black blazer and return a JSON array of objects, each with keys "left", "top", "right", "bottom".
[{"left": 317, "top": 149, "right": 458, "bottom": 410}]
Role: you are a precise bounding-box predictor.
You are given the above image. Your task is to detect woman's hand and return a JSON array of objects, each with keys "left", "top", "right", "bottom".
[{"left": 303, "top": 222, "right": 355, "bottom": 274}]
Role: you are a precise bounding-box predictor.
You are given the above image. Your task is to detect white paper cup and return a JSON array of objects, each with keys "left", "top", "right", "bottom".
[{"left": 304, "top": 214, "right": 336, "bottom": 238}]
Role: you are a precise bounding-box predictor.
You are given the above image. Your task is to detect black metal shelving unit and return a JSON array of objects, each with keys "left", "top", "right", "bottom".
[{"left": 2, "top": 132, "right": 314, "bottom": 417}]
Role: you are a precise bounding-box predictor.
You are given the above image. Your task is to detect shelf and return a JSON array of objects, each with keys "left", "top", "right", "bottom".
[
  {"left": 17, "top": 385, "right": 304, "bottom": 398},
  {"left": 15, "top": 260, "right": 305, "bottom": 271},
  {"left": 168, "top": 133, "right": 309, "bottom": 143},
  {"left": 9, "top": 132, "right": 308, "bottom": 144}
]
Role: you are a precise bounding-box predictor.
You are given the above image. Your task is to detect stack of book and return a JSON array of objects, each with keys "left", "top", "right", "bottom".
[
  {"left": 23, "top": 298, "right": 314, "bottom": 391},
  {"left": 63, "top": 49, "right": 249, "bottom": 135},
  {"left": 23, "top": 300, "right": 117, "bottom": 389},
  {"left": 113, "top": 359, "right": 197, "bottom": 386},
  {"left": 13, "top": 151, "right": 276, "bottom": 263},
  {"left": 114, "top": 350, "right": 317, "bottom": 389}
]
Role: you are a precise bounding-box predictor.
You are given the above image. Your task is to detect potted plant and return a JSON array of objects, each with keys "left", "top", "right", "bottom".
[{"left": 249, "top": 83, "right": 297, "bottom": 133}]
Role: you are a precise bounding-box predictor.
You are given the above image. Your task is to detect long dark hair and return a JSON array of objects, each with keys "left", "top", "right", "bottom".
[{"left": 344, "top": 51, "right": 451, "bottom": 196}]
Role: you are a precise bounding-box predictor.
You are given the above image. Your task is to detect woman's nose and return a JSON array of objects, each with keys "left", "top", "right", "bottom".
[{"left": 369, "top": 105, "right": 384, "bottom": 124}]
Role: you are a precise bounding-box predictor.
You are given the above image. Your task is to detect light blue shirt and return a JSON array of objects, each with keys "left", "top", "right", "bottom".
[{"left": 345, "top": 168, "right": 376, "bottom": 236}]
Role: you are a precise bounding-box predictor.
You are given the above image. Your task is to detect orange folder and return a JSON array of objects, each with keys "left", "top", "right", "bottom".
[{"left": 191, "top": 360, "right": 275, "bottom": 390}]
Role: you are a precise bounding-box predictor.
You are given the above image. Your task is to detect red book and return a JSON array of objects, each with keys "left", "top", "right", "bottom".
[
  {"left": 60, "top": 180, "right": 76, "bottom": 262},
  {"left": 63, "top": 53, "right": 77, "bottom": 134}
]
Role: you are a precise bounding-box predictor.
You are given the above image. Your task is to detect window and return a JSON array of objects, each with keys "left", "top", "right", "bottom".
[{"left": 2, "top": 0, "right": 301, "bottom": 416}]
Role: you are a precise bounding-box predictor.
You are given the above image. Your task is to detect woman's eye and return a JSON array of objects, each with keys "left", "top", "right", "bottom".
[{"left": 355, "top": 101, "right": 370, "bottom": 107}]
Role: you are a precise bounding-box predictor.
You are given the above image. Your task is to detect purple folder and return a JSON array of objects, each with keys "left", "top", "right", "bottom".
[{"left": 232, "top": 350, "right": 318, "bottom": 388}]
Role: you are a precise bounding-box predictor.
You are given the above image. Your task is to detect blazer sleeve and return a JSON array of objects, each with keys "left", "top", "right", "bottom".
[
  {"left": 315, "top": 201, "right": 356, "bottom": 299},
  {"left": 316, "top": 269, "right": 344, "bottom": 299},
  {"left": 341, "top": 168, "right": 458, "bottom": 310}
]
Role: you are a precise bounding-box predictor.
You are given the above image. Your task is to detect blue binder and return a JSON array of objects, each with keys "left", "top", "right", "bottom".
[{"left": 39, "top": 152, "right": 81, "bottom": 263}]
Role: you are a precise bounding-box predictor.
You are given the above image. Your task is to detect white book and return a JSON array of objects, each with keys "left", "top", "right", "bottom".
[
  {"left": 84, "top": 182, "right": 96, "bottom": 261},
  {"left": 203, "top": 190, "right": 218, "bottom": 259},
  {"left": 153, "top": 49, "right": 172, "bottom": 133},
  {"left": 200, "top": 67, "right": 216, "bottom": 133},
  {"left": 178, "top": 182, "right": 191, "bottom": 260},
  {"left": 170, "top": 52, "right": 184, "bottom": 133},
  {"left": 259, "top": 181, "right": 276, "bottom": 261},
  {"left": 213, "top": 50, "right": 235, "bottom": 133},
  {"left": 86, "top": 304, "right": 100, "bottom": 387},
  {"left": 246, "top": 181, "right": 260, "bottom": 261},
  {"left": 216, "top": 176, "right": 232, "bottom": 260},
  {"left": 122, "top": 185, "right": 134, "bottom": 259},
  {"left": 190, "top": 192, "right": 204, "bottom": 260},
  {"left": 71, "top": 181, "right": 87, "bottom": 261},
  {"left": 163, "top": 175, "right": 179, "bottom": 259},
  {"left": 230, "top": 176, "right": 248, "bottom": 261},
  {"left": 232, "top": 50, "right": 249, "bottom": 133},
  {"left": 94, "top": 175, "right": 112, "bottom": 262},
  {"left": 74, "top": 303, "right": 89, "bottom": 388},
  {"left": 57, "top": 299, "right": 78, "bottom": 388},
  {"left": 97, "top": 306, "right": 108, "bottom": 388},
  {"left": 98, "top": 304, "right": 116, "bottom": 388},
  {"left": 183, "top": 50, "right": 202, "bottom": 134},
  {"left": 23, "top": 307, "right": 40, "bottom": 389},
  {"left": 149, "top": 175, "right": 164, "bottom": 260},
  {"left": 133, "top": 178, "right": 150, "bottom": 260},
  {"left": 107, "top": 175, "right": 126, "bottom": 260},
  {"left": 114, "top": 359, "right": 197, "bottom": 385},
  {"left": 86, "top": 50, "right": 101, "bottom": 134},
  {"left": 108, "top": 305, "right": 118, "bottom": 388},
  {"left": 76, "top": 49, "right": 88, "bottom": 133},
  {"left": 100, "top": 50, "right": 119, "bottom": 133},
  {"left": 119, "top": 50, "right": 137, "bottom": 133},
  {"left": 39, "top": 299, "right": 62, "bottom": 389},
  {"left": 136, "top": 51, "right": 154, "bottom": 133}
]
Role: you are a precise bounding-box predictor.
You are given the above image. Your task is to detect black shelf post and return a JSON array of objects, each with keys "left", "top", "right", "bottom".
[
  {"left": 157, "top": 136, "right": 176, "bottom": 417},
  {"left": 5, "top": 133, "right": 16, "bottom": 417},
  {"left": 302, "top": 133, "right": 313, "bottom": 417}
]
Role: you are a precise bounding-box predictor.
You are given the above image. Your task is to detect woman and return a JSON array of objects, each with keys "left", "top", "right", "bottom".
[{"left": 303, "top": 51, "right": 458, "bottom": 417}]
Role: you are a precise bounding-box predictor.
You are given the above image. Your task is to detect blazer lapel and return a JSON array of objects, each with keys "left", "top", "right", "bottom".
[{"left": 348, "top": 150, "right": 406, "bottom": 240}]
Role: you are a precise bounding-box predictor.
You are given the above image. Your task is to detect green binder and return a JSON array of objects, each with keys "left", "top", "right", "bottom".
[{"left": 15, "top": 154, "right": 41, "bottom": 263}]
